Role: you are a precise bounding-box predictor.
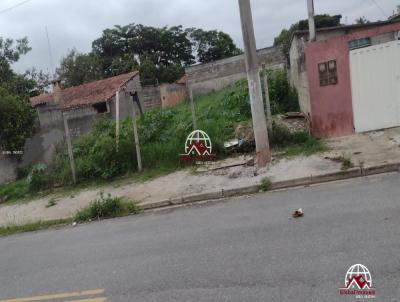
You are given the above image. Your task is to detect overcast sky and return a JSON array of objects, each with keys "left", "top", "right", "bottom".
[{"left": 0, "top": 0, "right": 398, "bottom": 74}]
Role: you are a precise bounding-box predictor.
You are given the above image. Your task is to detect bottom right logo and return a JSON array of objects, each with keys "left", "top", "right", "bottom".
[{"left": 339, "top": 264, "right": 376, "bottom": 299}]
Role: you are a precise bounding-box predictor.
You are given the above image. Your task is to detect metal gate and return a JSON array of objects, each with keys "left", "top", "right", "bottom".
[{"left": 349, "top": 40, "right": 400, "bottom": 132}]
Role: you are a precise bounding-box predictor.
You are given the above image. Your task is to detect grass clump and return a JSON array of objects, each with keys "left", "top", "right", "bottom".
[
  {"left": 45, "top": 198, "right": 57, "bottom": 208},
  {"left": 340, "top": 157, "right": 354, "bottom": 170},
  {"left": 259, "top": 177, "right": 272, "bottom": 192},
  {"left": 0, "top": 219, "right": 71, "bottom": 237},
  {"left": 270, "top": 123, "right": 328, "bottom": 157},
  {"left": 74, "top": 193, "right": 141, "bottom": 223},
  {"left": 0, "top": 179, "right": 29, "bottom": 203}
]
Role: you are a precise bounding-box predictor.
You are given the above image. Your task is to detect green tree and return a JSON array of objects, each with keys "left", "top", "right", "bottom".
[
  {"left": 0, "top": 36, "right": 41, "bottom": 153},
  {"left": 0, "top": 37, "right": 31, "bottom": 64},
  {"left": 58, "top": 24, "right": 241, "bottom": 87},
  {"left": 355, "top": 17, "right": 370, "bottom": 24},
  {"left": 188, "top": 28, "right": 242, "bottom": 63},
  {"left": 139, "top": 56, "right": 157, "bottom": 85},
  {"left": 0, "top": 88, "right": 36, "bottom": 152},
  {"left": 274, "top": 14, "right": 342, "bottom": 63},
  {"left": 92, "top": 24, "right": 194, "bottom": 78},
  {"left": 266, "top": 70, "right": 299, "bottom": 114},
  {"left": 56, "top": 49, "right": 103, "bottom": 88},
  {"left": 0, "top": 37, "right": 44, "bottom": 97}
]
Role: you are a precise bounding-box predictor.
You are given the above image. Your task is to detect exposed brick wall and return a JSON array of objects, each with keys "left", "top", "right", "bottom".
[{"left": 160, "top": 83, "right": 188, "bottom": 108}]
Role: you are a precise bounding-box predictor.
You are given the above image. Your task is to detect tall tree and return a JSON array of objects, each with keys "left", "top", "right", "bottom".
[
  {"left": 355, "top": 17, "right": 370, "bottom": 24},
  {"left": 274, "top": 14, "right": 342, "bottom": 63},
  {"left": 0, "top": 36, "right": 37, "bottom": 152},
  {"left": 57, "top": 24, "right": 242, "bottom": 87},
  {"left": 188, "top": 28, "right": 242, "bottom": 63},
  {"left": 92, "top": 24, "right": 194, "bottom": 78},
  {"left": 56, "top": 49, "right": 103, "bottom": 88},
  {"left": 0, "top": 88, "right": 35, "bottom": 152}
]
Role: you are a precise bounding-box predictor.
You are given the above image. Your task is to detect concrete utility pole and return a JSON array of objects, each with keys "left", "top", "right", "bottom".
[
  {"left": 238, "top": 0, "right": 271, "bottom": 167},
  {"left": 307, "top": 0, "right": 316, "bottom": 41}
]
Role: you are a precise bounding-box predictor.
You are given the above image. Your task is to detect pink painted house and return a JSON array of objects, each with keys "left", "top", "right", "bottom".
[{"left": 290, "top": 18, "right": 400, "bottom": 138}]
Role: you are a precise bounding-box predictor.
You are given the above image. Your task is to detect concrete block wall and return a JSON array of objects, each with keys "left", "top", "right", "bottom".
[
  {"left": 185, "top": 46, "right": 285, "bottom": 95},
  {"left": 0, "top": 154, "right": 17, "bottom": 184},
  {"left": 140, "top": 86, "right": 162, "bottom": 111},
  {"left": 21, "top": 105, "right": 65, "bottom": 167},
  {"left": 289, "top": 37, "right": 311, "bottom": 117}
]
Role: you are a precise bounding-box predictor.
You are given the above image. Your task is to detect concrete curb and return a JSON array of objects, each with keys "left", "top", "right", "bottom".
[{"left": 138, "top": 163, "right": 400, "bottom": 211}]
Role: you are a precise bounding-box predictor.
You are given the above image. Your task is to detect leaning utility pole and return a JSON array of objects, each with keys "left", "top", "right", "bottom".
[{"left": 238, "top": 0, "right": 271, "bottom": 167}]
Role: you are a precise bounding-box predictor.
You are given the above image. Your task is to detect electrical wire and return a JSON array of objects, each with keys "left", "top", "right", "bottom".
[
  {"left": 370, "top": 0, "right": 388, "bottom": 18},
  {"left": 0, "top": 0, "right": 33, "bottom": 15}
]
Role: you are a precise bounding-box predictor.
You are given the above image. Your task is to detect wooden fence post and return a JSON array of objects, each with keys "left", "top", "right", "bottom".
[{"left": 63, "top": 112, "right": 76, "bottom": 184}]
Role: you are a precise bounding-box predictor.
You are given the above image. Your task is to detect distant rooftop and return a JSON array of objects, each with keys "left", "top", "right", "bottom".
[
  {"left": 30, "top": 71, "right": 139, "bottom": 109},
  {"left": 293, "top": 18, "right": 400, "bottom": 37}
]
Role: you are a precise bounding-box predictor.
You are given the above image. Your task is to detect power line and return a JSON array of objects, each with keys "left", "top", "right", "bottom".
[
  {"left": 370, "top": 0, "right": 388, "bottom": 18},
  {"left": 0, "top": 0, "right": 33, "bottom": 15}
]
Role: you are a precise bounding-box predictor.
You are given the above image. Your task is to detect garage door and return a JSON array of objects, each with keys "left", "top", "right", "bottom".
[{"left": 350, "top": 40, "right": 400, "bottom": 132}]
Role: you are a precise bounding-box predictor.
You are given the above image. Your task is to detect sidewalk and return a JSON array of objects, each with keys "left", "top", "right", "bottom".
[{"left": 1, "top": 127, "right": 400, "bottom": 226}]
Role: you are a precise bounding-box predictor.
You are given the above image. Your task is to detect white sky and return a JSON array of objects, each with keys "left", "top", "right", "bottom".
[{"left": 0, "top": 0, "right": 397, "bottom": 74}]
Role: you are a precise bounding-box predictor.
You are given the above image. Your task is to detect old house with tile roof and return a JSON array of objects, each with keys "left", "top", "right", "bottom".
[{"left": 22, "top": 71, "right": 152, "bottom": 166}]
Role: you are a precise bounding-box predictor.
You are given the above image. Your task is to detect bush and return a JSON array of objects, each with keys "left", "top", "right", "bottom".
[
  {"left": 0, "top": 179, "right": 29, "bottom": 202},
  {"left": 48, "top": 117, "right": 137, "bottom": 185},
  {"left": 27, "top": 163, "right": 49, "bottom": 192},
  {"left": 270, "top": 122, "right": 313, "bottom": 147},
  {"left": 74, "top": 193, "right": 140, "bottom": 222},
  {"left": 260, "top": 177, "right": 272, "bottom": 191},
  {"left": 266, "top": 70, "right": 300, "bottom": 114},
  {"left": 270, "top": 123, "right": 327, "bottom": 156}
]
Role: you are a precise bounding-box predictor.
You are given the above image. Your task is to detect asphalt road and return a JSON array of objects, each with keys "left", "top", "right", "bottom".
[{"left": 1, "top": 173, "right": 400, "bottom": 302}]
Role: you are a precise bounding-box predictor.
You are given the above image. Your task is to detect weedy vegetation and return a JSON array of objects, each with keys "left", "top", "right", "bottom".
[
  {"left": 73, "top": 193, "right": 141, "bottom": 223},
  {"left": 259, "top": 177, "right": 272, "bottom": 192},
  {"left": 0, "top": 219, "right": 71, "bottom": 237},
  {"left": 0, "top": 72, "right": 327, "bottom": 201}
]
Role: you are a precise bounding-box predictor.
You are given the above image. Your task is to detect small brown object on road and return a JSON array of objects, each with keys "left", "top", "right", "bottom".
[{"left": 292, "top": 208, "right": 304, "bottom": 218}]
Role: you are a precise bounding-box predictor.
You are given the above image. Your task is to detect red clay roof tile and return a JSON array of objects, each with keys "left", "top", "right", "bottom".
[{"left": 30, "top": 71, "right": 139, "bottom": 109}]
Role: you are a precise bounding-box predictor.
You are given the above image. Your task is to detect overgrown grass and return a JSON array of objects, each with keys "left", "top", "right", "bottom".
[
  {"left": 341, "top": 156, "right": 354, "bottom": 170},
  {"left": 270, "top": 123, "right": 328, "bottom": 157},
  {"left": 45, "top": 80, "right": 255, "bottom": 187},
  {"left": 74, "top": 193, "right": 141, "bottom": 223},
  {"left": 2, "top": 75, "right": 322, "bottom": 199},
  {"left": 0, "top": 219, "right": 71, "bottom": 237},
  {"left": 0, "top": 179, "right": 29, "bottom": 202},
  {"left": 0, "top": 194, "right": 140, "bottom": 236}
]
